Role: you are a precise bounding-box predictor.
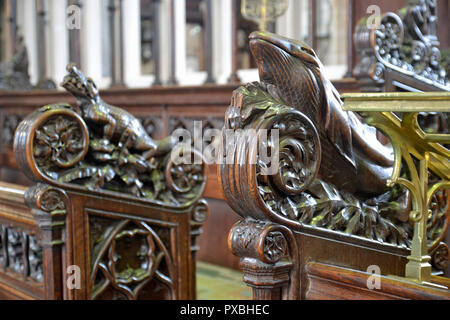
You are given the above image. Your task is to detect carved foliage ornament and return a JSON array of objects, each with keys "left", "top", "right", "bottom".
[
  {"left": 220, "top": 84, "right": 418, "bottom": 247},
  {"left": 220, "top": 31, "right": 448, "bottom": 257},
  {"left": 14, "top": 66, "right": 207, "bottom": 207},
  {"left": 354, "top": 0, "right": 449, "bottom": 90}
]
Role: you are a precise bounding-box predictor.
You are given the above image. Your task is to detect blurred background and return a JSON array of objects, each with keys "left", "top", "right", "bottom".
[{"left": 0, "top": 0, "right": 378, "bottom": 89}]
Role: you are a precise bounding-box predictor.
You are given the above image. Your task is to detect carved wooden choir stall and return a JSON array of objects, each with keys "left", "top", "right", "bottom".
[
  {"left": 219, "top": 29, "right": 449, "bottom": 300},
  {"left": 0, "top": 0, "right": 448, "bottom": 301},
  {"left": 0, "top": 64, "right": 208, "bottom": 300}
]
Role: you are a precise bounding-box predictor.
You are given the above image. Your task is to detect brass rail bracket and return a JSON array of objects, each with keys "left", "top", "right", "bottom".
[{"left": 343, "top": 92, "right": 450, "bottom": 285}]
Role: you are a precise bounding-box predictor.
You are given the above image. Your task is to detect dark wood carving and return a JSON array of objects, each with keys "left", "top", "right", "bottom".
[
  {"left": 0, "top": 82, "right": 241, "bottom": 270},
  {"left": 0, "top": 36, "right": 56, "bottom": 92},
  {"left": 0, "top": 65, "right": 209, "bottom": 300},
  {"left": 354, "top": 0, "right": 449, "bottom": 92},
  {"left": 2, "top": 114, "right": 24, "bottom": 149},
  {"left": 0, "top": 224, "right": 43, "bottom": 283},
  {"left": 12, "top": 63, "right": 205, "bottom": 205},
  {"left": 139, "top": 116, "right": 163, "bottom": 139},
  {"left": 89, "top": 217, "right": 175, "bottom": 300},
  {"left": 220, "top": 31, "right": 449, "bottom": 299},
  {"left": 0, "top": 36, "right": 33, "bottom": 91},
  {"left": 0, "top": 183, "right": 45, "bottom": 299},
  {"left": 222, "top": 31, "right": 420, "bottom": 243}
]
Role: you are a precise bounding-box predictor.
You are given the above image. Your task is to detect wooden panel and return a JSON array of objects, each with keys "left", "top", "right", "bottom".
[
  {"left": 437, "top": 0, "right": 450, "bottom": 49},
  {"left": 305, "top": 262, "right": 450, "bottom": 300},
  {"left": 197, "top": 198, "right": 241, "bottom": 270},
  {"left": 0, "top": 182, "right": 44, "bottom": 300},
  {"left": 294, "top": 228, "right": 409, "bottom": 299}
]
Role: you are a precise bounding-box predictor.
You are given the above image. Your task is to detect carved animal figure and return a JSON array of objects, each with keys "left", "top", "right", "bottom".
[
  {"left": 62, "top": 64, "right": 157, "bottom": 159},
  {"left": 248, "top": 31, "right": 394, "bottom": 196}
]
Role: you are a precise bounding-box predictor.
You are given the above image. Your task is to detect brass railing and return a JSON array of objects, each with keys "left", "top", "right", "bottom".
[{"left": 342, "top": 92, "right": 450, "bottom": 286}]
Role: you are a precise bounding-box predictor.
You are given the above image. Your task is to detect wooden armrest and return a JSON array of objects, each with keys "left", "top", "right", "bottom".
[{"left": 305, "top": 262, "right": 450, "bottom": 300}]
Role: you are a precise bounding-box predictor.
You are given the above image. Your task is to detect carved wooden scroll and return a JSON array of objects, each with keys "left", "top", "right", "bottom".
[
  {"left": 354, "top": 0, "right": 449, "bottom": 92},
  {"left": 11, "top": 65, "right": 208, "bottom": 300},
  {"left": 220, "top": 31, "right": 449, "bottom": 299}
]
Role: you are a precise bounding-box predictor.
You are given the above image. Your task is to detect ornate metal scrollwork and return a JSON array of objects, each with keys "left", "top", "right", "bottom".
[{"left": 342, "top": 92, "right": 450, "bottom": 282}]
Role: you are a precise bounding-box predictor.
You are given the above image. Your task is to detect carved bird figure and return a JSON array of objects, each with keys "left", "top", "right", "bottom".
[{"left": 248, "top": 31, "right": 394, "bottom": 196}]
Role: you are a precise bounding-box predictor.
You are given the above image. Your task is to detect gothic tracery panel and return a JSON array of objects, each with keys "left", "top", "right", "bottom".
[
  {"left": 0, "top": 224, "right": 43, "bottom": 283},
  {"left": 89, "top": 215, "right": 175, "bottom": 300}
]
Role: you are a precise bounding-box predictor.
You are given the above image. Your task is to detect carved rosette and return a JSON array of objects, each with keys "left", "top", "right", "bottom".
[
  {"left": 14, "top": 104, "right": 89, "bottom": 184},
  {"left": 229, "top": 219, "right": 295, "bottom": 266},
  {"left": 165, "top": 147, "right": 206, "bottom": 195},
  {"left": 263, "top": 231, "right": 288, "bottom": 264},
  {"left": 228, "top": 219, "right": 299, "bottom": 299}
]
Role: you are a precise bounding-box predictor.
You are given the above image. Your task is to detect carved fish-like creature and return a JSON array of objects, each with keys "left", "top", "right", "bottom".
[{"left": 249, "top": 31, "right": 394, "bottom": 196}]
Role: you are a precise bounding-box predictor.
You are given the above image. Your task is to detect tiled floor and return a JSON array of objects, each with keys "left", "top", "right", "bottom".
[{"left": 196, "top": 262, "right": 251, "bottom": 300}]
